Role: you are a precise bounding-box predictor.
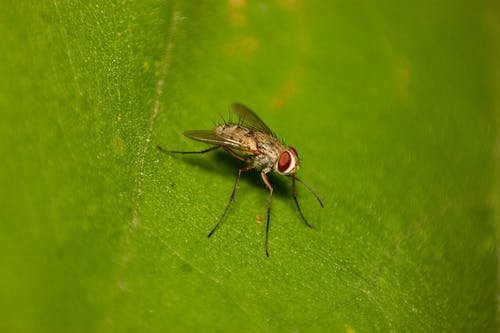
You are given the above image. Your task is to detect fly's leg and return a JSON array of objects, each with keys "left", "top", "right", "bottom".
[
  {"left": 261, "top": 171, "right": 273, "bottom": 257},
  {"left": 159, "top": 144, "right": 253, "bottom": 238},
  {"left": 157, "top": 145, "right": 220, "bottom": 154},
  {"left": 158, "top": 145, "right": 248, "bottom": 161},
  {"left": 208, "top": 164, "right": 255, "bottom": 238},
  {"left": 222, "top": 146, "right": 247, "bottom": 162},
  {"left": 292, "top": 175, "right": 314, "bottom": 228}
]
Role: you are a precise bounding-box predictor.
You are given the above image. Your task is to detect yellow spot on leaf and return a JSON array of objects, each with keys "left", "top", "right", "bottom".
[
  {"left": 393, "top": 57, "right": 412, "bottom": 103},
  {"left": 228, "top": 0, "right": 247, "bottom": 27},
  {"left": 228, "top": 0, "right": 246, "bottom": 9},
  {"left": 229, "top": 11, "right": 247, "bottom": 26},
  {"left": 344, "top": 325, "right": 355, "bottom": 333},
  {"left": 269, "top": 68, "right": 303, "bottom": 110},
  {"left": 223, "top": 43, "right": 236, "bottom": 56},
  {"left": 113, "top": 137, "right": 125, "bottom": 156},
  {"left": 277, "top": 0, "right": 302, "bottom": 11},
  {"left": 223, "top": 36, "right": 260, "bottom": 59},
  {"left": 241, "top": 36, "right": 259, "bottom": 53}
]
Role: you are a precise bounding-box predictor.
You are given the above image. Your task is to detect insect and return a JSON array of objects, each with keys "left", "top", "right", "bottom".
[{"left": 158, "top": 103, "right": 323, "bottom": 256}]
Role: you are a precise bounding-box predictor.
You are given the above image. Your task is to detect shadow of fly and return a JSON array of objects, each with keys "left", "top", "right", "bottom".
[{"left": 158, "top": 103, "right": 323, "bottom": 256}]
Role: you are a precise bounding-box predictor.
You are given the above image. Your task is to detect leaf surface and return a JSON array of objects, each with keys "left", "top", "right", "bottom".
[{"left": 0, "top": 1, "right": 497, "bottom": 332}]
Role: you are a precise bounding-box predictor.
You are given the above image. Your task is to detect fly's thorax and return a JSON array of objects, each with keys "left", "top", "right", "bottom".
[{"left": 251, "top": 131, "right": 284, "bottom": 169}]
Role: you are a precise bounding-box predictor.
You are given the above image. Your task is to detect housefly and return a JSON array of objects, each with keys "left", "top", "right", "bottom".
[{"left": 158, "top": 102, "right": 323, "bottom": 256}]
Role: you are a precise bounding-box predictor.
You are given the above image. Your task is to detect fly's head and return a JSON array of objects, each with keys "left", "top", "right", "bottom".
[{"left": 276, "top": 146, "right": 299, "bottom": 176}]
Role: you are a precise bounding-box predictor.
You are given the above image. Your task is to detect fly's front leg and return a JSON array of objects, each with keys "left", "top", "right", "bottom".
[
  {"left": 208, "top": 164, "right": 255, "bottom": 238},
  {"left": 261, "top": 170, "right": 273, "bottom": 257},
  {"left": 292, "top": 175, "right": 313, "bottom": 228}
]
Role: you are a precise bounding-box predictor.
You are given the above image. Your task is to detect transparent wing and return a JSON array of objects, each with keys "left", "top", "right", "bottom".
[
  {"left": 183, "top": 130, "right": 245, "bottom": 150},
  {"left": 231, "top": 102, "right": 274, "bottom": 135}
]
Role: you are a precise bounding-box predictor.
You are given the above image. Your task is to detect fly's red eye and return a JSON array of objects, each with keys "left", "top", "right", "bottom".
[
  {"left": 277, "top": 148, "right": 298, "bottom": 175},
  {"left": 278, "top": 151, "right": 292, "bottom": 173}
]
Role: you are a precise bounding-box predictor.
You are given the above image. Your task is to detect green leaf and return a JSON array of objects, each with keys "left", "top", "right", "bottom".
[{"left": 1, "top": 1, "right": 497, "bottom": 332}]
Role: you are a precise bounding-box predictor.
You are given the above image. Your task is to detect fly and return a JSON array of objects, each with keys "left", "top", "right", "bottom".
[{"left": 158, "top": 102, "right": 324, "bottom": 256}]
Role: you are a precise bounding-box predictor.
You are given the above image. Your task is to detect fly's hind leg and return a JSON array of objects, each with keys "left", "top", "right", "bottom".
[{"left": 157, "top": 145, "right": 221, "bottom": 155}]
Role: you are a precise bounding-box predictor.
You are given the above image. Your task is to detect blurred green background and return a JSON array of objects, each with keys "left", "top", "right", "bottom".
[{"left": 0, "top": 1, "right": 498, "bottom": 332}]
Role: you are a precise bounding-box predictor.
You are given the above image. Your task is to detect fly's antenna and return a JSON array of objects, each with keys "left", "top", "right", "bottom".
[{"left": 295, "top": 177, "right": 324, "bottom": 207}]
